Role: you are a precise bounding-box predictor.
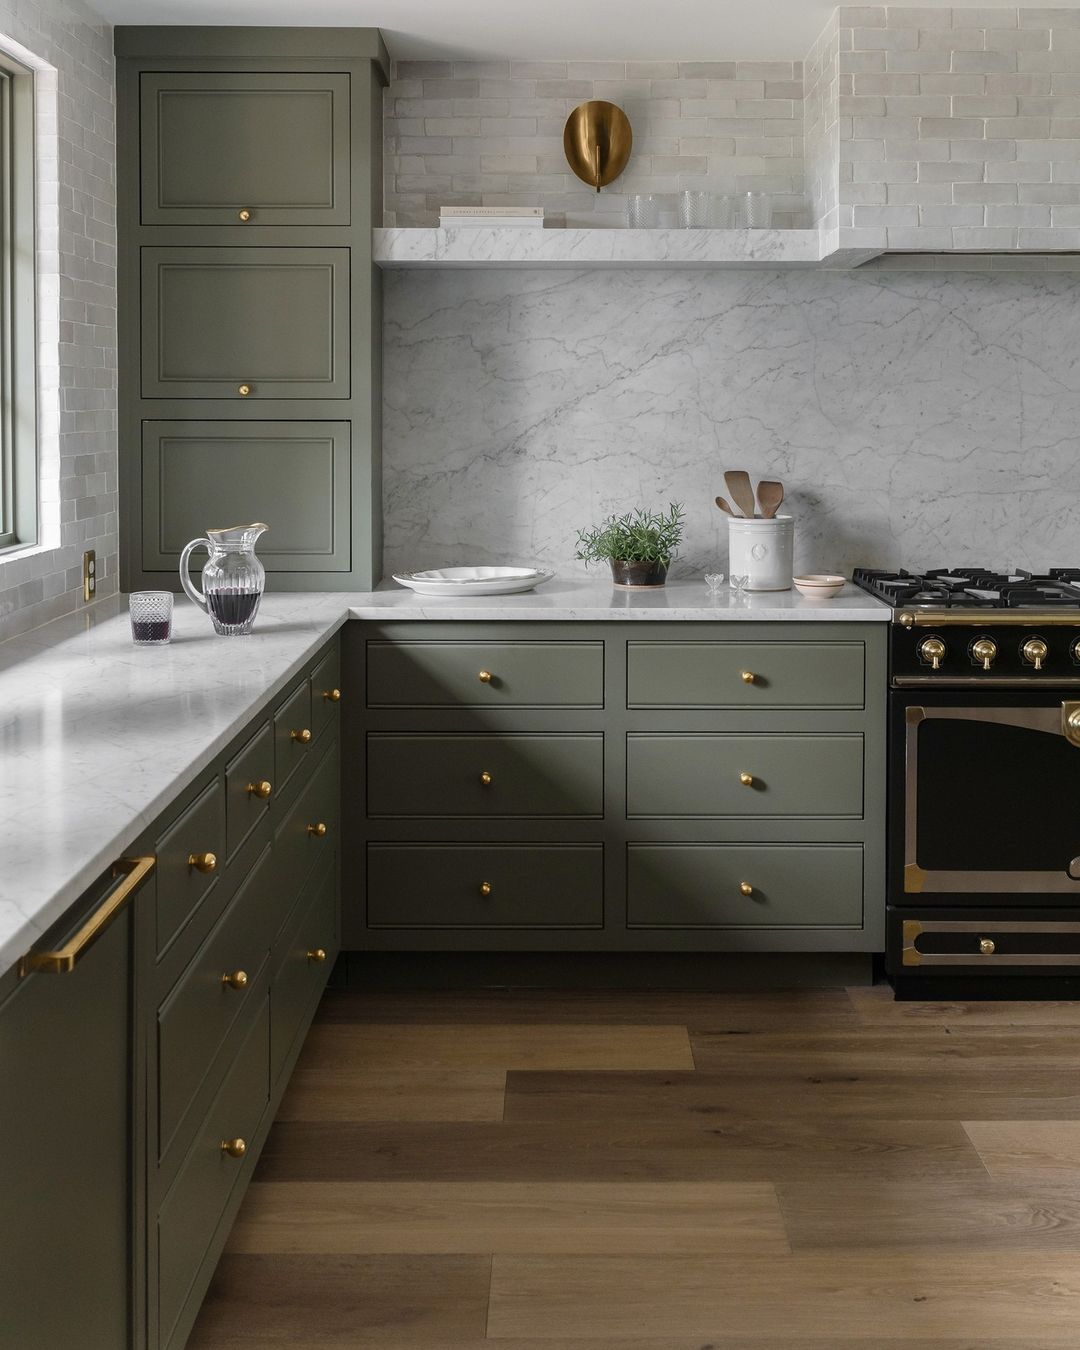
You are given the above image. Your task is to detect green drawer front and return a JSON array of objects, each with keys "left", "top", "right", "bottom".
[
  {"left": 141, "top": 421, "right": 352, "bottom": 574},
  {"left": 155, "top": 778, "right": 224, "bottom": 959},
  {"left": 626, "top": 734, "right": 864, "bottom": 818},
  {"left": 626, "top": 641, "right": 865, "bottom": 709},
  {"left": 271, "top": 860, "right": 338, "bottom": 1084},
  {"left": 158, "top": 844, "right": 278, "bottom": 1159},
  {"left": 274, "top": 743, "right": 340, "bottom": 906},
  {"left": 225, "top": 723, "right": 274, "bottom": 860},
  {"left": 309, "top": 643, "right": 342, "bottom": 741},
  {"left": 140, "top": 72, "right": 350, "bottom": 226},
  {"left": 366, "top": 640, "right": 604, "bottom": 708},
  {"left": 367, "top": 734, "right": 605, "bottom": 818},
  {"left": 367, "top": 844, "right": 604, "bottom": 929},
  {"left": 627, "top": 843, "right": 864, "bottom": 928},
  {"left": 274, "top": 680, "right": 314, "bottom": 794},
  {"left": 141, "top": 247, "right": 350, "bottom": 400},
  {"left": 158, "top": 997, "right": 270, "bottom": 1350}
]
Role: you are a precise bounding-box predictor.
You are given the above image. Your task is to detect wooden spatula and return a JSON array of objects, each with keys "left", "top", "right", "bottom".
[
  {"left": 756, "top": 480, "right": 784, "bottom": 519},
  {"left": 724, "top": 470, "right": 756, "bottom": 519},
  {"left": 715, "top": 495, "right": 738, "bottom": 516}
]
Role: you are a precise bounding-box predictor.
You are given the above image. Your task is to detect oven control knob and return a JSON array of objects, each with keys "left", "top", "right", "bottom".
[
  {"left": 1073, "top": 638, "right": 1080, "bottom": 665},
  {"left": 1022, "top": 637, "right": 1048, "bottom": 670},
  {"left": 971, "top": 638, "right": 997, "bottom": 671},
  {"left": 919, "top": 636, "right": 946, "bottom": 671}
]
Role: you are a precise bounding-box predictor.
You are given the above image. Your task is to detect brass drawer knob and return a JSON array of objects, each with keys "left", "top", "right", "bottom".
[
  {"left": 307, "top": 947, "right": 327, "bottom": 963},
  {"left": 221, "top": 969, "right": 249, "bottom": 991},
  {"left": 220, "top": 1137, "right": 247, "bottom": 1159},
  {"left": 246, "top": 779, "right": 272, "bottom": 800},
  {"left": 480, "top": 771, "right": 493, "bottom": 787},
  {"left": 291, "top": 728, "right": 312, "bottom": 744},
  {"left": 237, "top": 383, "right": 252, "bottom": 397},
  {"left": 740, "top": 881, "right": 754, "bottom": 896},
  {"left": 979, "top": 937, "right": 996, "bottom": 955},
  {"left": 307, "top": 822, "right": 327, "bottom": 837},
  {"left": 741, "top": 670, "right": 756, "bottom": 684},
  {"left": 480, "top": 881, "right": 493, "bottom": 897},
  {"left": 739, "top": 772, "right": 754, "bottom": 787},
  {"left": 238, "top": 208, "right": 252, "bottom": 222},
  {"left": 478, "top": 670, "right": 493, "bottom": 683},
  {"left": 187, "top": 851, "right": 217, "bottom": 874},
  {"left": 323, "top": 687, "right": 341, "bottom": 703}
]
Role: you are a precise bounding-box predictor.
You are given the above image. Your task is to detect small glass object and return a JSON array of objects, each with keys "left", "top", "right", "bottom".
[
  {"left": 730, "top": 574, "right": 750, "bottom": 594},
  {"left": 678, "top": 190, "right": 710, "bottom": 229},
  {"left": 179, "top": 522, "right": 268, "bottom": 636},
  {"left": 711, "top": 194, "right": 738, "bottom": 228},
  {"left": 704, "top": 572, "right": 726, "bottom": 594},
  {"left": 129, "top": 590, "right": 173, "bottom": 645},
  {"left": 742, "top": 192, "right": 773, "bottom": 229},
  {"left": 627, "top": 194, "right": 660, "bottom": 228}
]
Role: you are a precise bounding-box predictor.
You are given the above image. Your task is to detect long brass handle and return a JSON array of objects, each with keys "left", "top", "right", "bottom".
[{"left": 18, "top": 856, "right": 156, "bottom": 977}]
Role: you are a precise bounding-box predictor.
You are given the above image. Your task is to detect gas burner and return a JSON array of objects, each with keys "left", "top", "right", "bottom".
[{"left": 853, "top": 567, "right": 1080, "bottom": 611}]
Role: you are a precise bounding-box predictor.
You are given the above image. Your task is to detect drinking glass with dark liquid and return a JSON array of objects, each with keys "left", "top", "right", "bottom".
[{"left": 130, "top": 591, "right": 173, "bottom": 645}]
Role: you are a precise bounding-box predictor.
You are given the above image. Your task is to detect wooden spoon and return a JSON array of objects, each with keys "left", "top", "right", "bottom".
[
  {"left": 756, "top": 480, "right": 785, "bottom": 520},
  {"left": 715, "top": 495, "right": 738, "bottom": 517},
  {"left": 724, "top": 470, "right": 756, "bottom": 520}
]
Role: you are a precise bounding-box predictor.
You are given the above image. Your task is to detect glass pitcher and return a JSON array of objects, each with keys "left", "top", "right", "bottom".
[{"left": 179, "top": 523, "right": 268, "bottom": 636}]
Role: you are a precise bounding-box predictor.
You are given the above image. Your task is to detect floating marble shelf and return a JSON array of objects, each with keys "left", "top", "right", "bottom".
[{"left": 373, "top": 227, "right": 883, "bottom": 270}]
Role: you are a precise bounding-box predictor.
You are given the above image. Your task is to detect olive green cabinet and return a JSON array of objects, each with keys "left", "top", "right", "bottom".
[
  {"left": 118, "top": 27, "right": 389, "bottom": 590},
  {"left": 345, "top": 621, "right": 887, "bottom": 955}
]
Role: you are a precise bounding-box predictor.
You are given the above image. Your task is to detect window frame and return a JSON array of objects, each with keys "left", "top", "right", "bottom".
[{"left": 0, "top": 52, "right": 37, "bottom": 553}]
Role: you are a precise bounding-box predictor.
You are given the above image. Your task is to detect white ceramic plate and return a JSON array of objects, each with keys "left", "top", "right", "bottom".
[{"left": 392, "top": 566, "right": 556, "bottom": 597}]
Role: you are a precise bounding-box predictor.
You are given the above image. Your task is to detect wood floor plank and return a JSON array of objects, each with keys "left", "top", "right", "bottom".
[
  {"left": 778, "top": 1178, "right": 1080, "bottom": 1252},
  {"left": 226, "top": 1180, "right": 789, "bottom": 1255},
  {"left": 276, "top": 1065, "right": 506, "bottom": 1123},
  {"left": 964, "top": 1122, "right": 1080, "bottom": 1181},
  {"left": 253, "top": 1117, "right": 987, "bottom": 1184},
  {"left": 486, "top": 1254, "right": 1080, "bottom": 1342},
  {"left": 305, "top": 1022, "right": 694, "bottom": 1071},
  {"left": 185, "top": 1254, "right": 490, "bottom": 1346},
  {"left": 849, "top": 984, "right": 1080, "bottom": 1026}
]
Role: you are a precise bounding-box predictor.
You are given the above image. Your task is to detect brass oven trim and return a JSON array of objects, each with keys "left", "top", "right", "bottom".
[
  {"left": 904, "top": 703, "right": 1080, "bottom": 895},
  {"left": 903, "top": 918, "right": 1080, "bottom": 967},
  {"left": 899, "top": 610, "right": 1080, "bottom": 628}
]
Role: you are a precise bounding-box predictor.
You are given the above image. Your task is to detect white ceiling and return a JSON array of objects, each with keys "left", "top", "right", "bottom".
[{"left": 92, "top": 0, "right": 1080, "bottom": 63}]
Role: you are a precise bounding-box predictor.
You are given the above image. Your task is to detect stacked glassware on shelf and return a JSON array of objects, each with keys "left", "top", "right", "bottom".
[{"left": 627, "top": 190, "right": 778, "bottom": 229}]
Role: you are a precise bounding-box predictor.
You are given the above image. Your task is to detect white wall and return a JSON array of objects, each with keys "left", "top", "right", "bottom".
[{"left": 0, "top": 0, "right": 115, "bottom": 641}]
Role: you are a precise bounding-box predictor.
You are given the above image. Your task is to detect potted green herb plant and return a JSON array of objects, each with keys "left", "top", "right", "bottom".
[{"left": 574, "top": 503, "right": 685, "bottom": 589}]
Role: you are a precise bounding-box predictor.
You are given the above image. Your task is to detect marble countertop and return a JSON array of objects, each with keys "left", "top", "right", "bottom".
[{"left": 0, "top": 578, "right": 887, "bottom": 974}]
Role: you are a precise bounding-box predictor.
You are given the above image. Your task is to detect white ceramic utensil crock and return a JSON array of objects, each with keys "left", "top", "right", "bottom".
[{"left": 726, "top": 515, "right": 794, "bottom": 591}]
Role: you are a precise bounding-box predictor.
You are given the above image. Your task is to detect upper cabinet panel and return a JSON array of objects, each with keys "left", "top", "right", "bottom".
[
  {"left": 141, "top": 247, "right": 350, "bottom": 399},
  {"left": 140, "top": 72, "right": 351, "bottom": 226}
]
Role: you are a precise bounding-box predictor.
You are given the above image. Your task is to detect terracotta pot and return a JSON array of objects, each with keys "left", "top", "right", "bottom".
[{"left": 609, "top": 559, "right": 668, "bottom": 589}]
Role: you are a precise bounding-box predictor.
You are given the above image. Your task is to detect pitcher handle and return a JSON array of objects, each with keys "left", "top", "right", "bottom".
[{"left": 179, "top": 537, "right": 211, "bottom": 612}]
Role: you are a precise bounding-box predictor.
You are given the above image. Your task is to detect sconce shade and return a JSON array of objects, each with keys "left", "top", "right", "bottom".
[{"left": 563, "top": 100, "right": 633, "bottom": 191}]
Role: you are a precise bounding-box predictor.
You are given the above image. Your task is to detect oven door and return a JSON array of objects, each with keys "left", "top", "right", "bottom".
[{"left": 892, "top": 690, "right": 1080, "bottom": 901}]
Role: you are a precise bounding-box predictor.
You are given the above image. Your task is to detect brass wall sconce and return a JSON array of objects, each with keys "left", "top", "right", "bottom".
[{"left": 563, "top": 100, "right": 633, "bottom": 191}]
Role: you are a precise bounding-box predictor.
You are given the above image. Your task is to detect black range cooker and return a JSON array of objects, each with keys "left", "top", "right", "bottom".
[{"left": 853, "top": 567, "right": 1080, "bottom": 998}]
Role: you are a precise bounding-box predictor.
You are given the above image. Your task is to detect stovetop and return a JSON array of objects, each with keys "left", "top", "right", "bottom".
[{"left": 853, "top": 567, "right": 1080, "bottom": 611}]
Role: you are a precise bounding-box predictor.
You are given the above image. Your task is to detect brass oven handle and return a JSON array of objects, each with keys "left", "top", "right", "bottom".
[{"left": 18, "top": 856, "right": 156, "bottom": 977}]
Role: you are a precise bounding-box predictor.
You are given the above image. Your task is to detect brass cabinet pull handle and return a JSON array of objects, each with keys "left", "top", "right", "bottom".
[
  {"left": 740, "top": 881, "right": 754, "bottom": 896},
  {"left": 307, "top": 948, "right": 327, "bottom": 963},
  {"left": 246, "top": 780, "right": 272, "bottom": 799},
  {"left": 238, "top": 208, "right": 252, "bottom": 222},
  {"left": 237, "top": 383, "right": 252, "bottom": 397},
  {"left": 291, "top": 728, "right": 312, "bottom": 744},
  {"left": 979, "top": 937, "right": 996, "bottom": 955},
  {"left": 480, "top": 881, "right": 493, "bottom": 897},
  {"left": 221, "top": 969, "right": 248, "bottom": 991},
  {"left": 741, "top": 670, "right": 755, "bottom": 684},
  {"left": 220, "top": 1138, "right": 247, "bottom": 1159},
  {"left": 187, "top": 851, "right": 217, "bottom": 874},
  {"left": 18, "top": 856, "right": 156, "bottom": 977},
  {"left": 478, "top": 670, "right": 493, "bottom": 683},
  {"left": 739, "top": 772, "right": 754, "bottom": 787},
  {"left": 479, "top": 771, "right": 493, "bottom": 787},
  {"left": 307, "top": 822, "right": 327, "bottom": 837},
  {"left": 322, "top": 687, "right": 341, "bottom": 702}
]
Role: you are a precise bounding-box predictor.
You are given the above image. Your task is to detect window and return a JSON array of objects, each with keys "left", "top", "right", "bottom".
[{"left": 0, "top": 52, "right": 35, "bottom": 552}]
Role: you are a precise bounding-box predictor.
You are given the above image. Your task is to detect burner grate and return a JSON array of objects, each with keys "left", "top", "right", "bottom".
[{"left": 852, "top": 566, "right": 1080, "bottom": 610}]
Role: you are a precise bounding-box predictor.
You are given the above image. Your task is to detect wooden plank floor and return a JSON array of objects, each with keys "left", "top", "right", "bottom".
[{"left": 188, "top": 985, "right": 1080, "bottom": 1348}]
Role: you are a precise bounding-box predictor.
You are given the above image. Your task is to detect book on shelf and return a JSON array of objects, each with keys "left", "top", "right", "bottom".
[{"left": 439, "top": 206, "right": 545, "bottom": 229}]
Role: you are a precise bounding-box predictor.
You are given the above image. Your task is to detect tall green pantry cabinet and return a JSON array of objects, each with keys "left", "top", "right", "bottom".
[{"left": 116, "top": 28, "right": 389, "bottom": 591}]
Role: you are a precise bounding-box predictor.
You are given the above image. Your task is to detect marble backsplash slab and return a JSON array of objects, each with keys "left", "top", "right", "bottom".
[{"left": 382, "top": 266, "right": 1080, "bottom": 579}]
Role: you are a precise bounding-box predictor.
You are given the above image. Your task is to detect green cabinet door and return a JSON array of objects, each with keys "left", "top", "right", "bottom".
[
  {"left": 0, "top": 872, "right": 140, "bottom": 1350},
  {"left": 140, "top": 72, "right": 351, "bottom": 226},
  {"left": 142, "top": 420, "right": 352, "bottom": 574},
  {"left": 141, "top": 247, "right": 351, "bottom": 399},
  {"left": 366, "top": 640, "right": 605, "bottom": 708},
  {"left": 627, "top": 641, "right": 866, "bottom": 709}
]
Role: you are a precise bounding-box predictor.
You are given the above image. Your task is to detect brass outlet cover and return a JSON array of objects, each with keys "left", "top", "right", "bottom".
[
  {"left": 82, "top": 549, "right": 96, "bottom": 602},
  {"left": 563, "top": 100, "right": 632, "bottom": 191}
]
